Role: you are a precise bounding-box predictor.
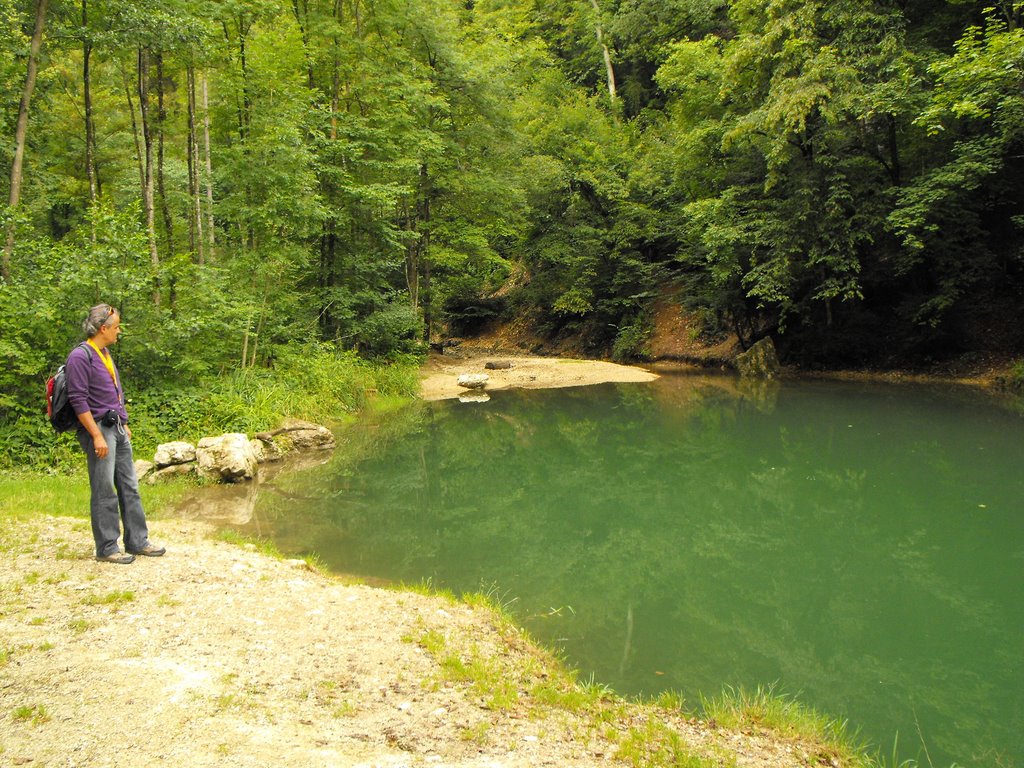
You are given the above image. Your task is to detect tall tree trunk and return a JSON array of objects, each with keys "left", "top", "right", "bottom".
[
  {"left": 186, "top": 66, "right": 196, "bottom": 254},
  {"left": 201, "top": 72, "right": 215, "bottom": 249},
  {"left": 588, "top": 0, "right": 616, "bottom": 99},
  {"left": 125, "top": 83, "right": 145, "bottom": 202},
  {"left": 137, "top": 47, "right": 160, "bottom": 307},
  {"left": 291, "top": 0, "right": 315, "bottom": 88},
  {"left": 403, "top": 198, "right": 419, "bottom": 310},
  {"left": 156, "top": 53, "right": 174, "bottom": 261},
  {"left": 2, "top": 0, "right": 50, "bottom": 281},
  {"left": 886, "top": 113, "right": 901, "bottom": 186},
  {"left": 321, "top": 223, "right": 336, "bottom": 334},
  {"left": 331, "top": 0, "right": 343, "bottom": 140},
  {"left": 236, "top": 17, "right": 251, "bottom": 140},
  {"left": 419, "top": 165, "right": 432, "bottom": 342},
  {"left": 82, "top": 0, "right": 97, "bottom": 208},
  {"left": 186, "top": 65, "right": 204, "bottom": 264}
]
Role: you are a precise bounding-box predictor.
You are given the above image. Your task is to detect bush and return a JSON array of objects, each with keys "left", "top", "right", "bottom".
[
  {"left": 997, "top": 359, "right": 1024, "bottom": 395},
  {"left": 611, "top": 315, "right": 654, "bottom": 361},
  {"left": 2, "top": 344, "right": 422, "bottom": 470},
  {"left": 352, "top": 302, "right": 426, "bottom": 358}
]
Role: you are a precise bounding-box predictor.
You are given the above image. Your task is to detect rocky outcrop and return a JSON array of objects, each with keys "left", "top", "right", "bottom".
[
  {"left": 143, "top": 421, "right": 336, "bottom": 485},
  {"left": 734, "top": 337, "right": 781, "bottom": 379},
  {"left": 250, "top": 437, "right": 283, "bottom": 464},
  {"left": 255, "top": 419, "right": 336, "bottom": 452}
]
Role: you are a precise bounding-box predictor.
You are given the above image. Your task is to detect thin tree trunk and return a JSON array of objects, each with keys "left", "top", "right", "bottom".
[
  {"left": 886, "top": 113, "right": 901, "bottom": 186},
  {"left": 403, "top": 199, "right": 419, "bottom": 310},
  {"left": 241, "top": 319, "right": 251, "bottom": 367},
  {"left": 249, "top": 309, "right": 264, "bottom": 367},
  {"left": 82, "top": 0, "right": 97, "bottom": 209},
  {"left": 201, "top": 72, "right": 215, "bottom": 249},
  {"left": 331, "top": 0, "right": 342, "bottom": 140},
  {"left": 137, "top": 47, "right": 160, "bottom": 307},
  {"left": 291, "top": 0, "right": 314, "bottom": 89},
  {"left": 125, "top": 83, "right": 145, "bottom": 201},
  {"left": 419, "top": 165, "right": 432, "bottom": 342},
  {"left": 186, "top": 66, "right": 196, "bottom": 254},
  {"left": 186, "top": 65, "right": 204, "bottom": 264},
  {"left": 2, "top": 0, "right": 50, "bottom": 281},
  {"left": 238, "top": 18, "right": 251, "bottom": 140},
  {"left": 588, "top": 0, "right": 616, "bottom": 99},
  {"left": 156, "top": 53, "right": 174, "bottom": 260}
]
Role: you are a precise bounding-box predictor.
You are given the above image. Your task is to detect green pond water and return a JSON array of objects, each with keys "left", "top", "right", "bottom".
[{"left": 233, "top": 374, "right": 1023, "bottom": 767}]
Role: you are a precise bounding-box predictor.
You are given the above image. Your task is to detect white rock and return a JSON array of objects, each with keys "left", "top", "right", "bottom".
[
  {"left": 457, "top": 373, "right": 489, "bottom": 389},
  {"left": 272, "top": 419, "right": 336, "bottom": 451},
  {"left": 153, "top": 440, "right": 196, "bottom": 467},
  {"left": 195, "top": 433, "right": 258, "bottom": 482},
  {"left": 145, "top": 462, "right": 196, "bottom": 485}
]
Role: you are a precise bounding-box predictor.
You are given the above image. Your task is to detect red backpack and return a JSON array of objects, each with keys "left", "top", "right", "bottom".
[{"left": 46, "top": 344, "right": 91, "bottom": 433}]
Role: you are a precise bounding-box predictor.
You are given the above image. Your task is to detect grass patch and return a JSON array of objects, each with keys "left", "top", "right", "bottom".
[
  {"left": 460, "top": 720, "right": 491, "bottom": 745},
  {"left": 0, "top": 469, "right": 190, "bottom": 553},
  {"left": 701, "top": 685, "right": 874, "bottom": 767},
  {"left": 215, "top": 530, "right": 283, "bottom": 559},
  {"left": 407, "top": 586, "right": 542, "bottom": 714},
  {"left": 67, "top": 618, "right": 91, "bottom": 634},
  {"left": 11, "top": 704, "right": 50, "bottom": 726},
  {"left": 331, "top": 701, "right": 357, "bottom": 718},
  {"left": 616, "top": 719, "right": 726, "bottom": 768},
  {"left": 0, "top": 473, "right": 91, "bottom": 526},
  {"left": 421, "top": 638, "right": 518, "bottom": 711},
  {"left": 412, "top": 628, "right": 447, "bottom": 656},
  {"left": 531, "top": 675, "right": 622, "bottom": 721},
  {"left": 214, "top": 531, "right": 326, "bottom": 571},
  {"left": 397, "top": 577, "right": 458, "bottom": 603},
  {"left": 83, "top": 590, "right": 135, "bottom": 609}
]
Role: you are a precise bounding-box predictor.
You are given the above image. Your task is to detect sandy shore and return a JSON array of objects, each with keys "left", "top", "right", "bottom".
[{"left": 420, "top": 354, "right": 659, "bottom": 401}]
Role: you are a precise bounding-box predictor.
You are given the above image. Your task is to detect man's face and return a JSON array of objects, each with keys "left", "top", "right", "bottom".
[{"left": 99, "top": 313, "right": 122, "bottom": 344}]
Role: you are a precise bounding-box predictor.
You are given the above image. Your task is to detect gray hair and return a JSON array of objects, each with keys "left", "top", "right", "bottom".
[{"left": 82, "top": 304, "right": 118, "bottom": 338}]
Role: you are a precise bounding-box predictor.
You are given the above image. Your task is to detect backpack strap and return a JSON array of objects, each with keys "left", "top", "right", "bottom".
[{"left": 68, "top": 341, "right": 93, "bottom": 364}]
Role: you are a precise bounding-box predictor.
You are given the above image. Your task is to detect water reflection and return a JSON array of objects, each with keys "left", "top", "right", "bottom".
[{"left": 230, "top": 376, "right": 1024, "bottom": 768}]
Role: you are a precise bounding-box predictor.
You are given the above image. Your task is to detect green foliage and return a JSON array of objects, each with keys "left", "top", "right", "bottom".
[
  {"left": 0, "top": 0, "right": 1021, "bottom": 405},
  {"left": 0, "top": 337, "right": 419, "bottom": 470},
  {"left": 611, "top": 314, "right": 654, "bottom": 361},
  {"left": 126, "top": 345, "right": 419, "bottom": 455},
  {"left": 350, "top": 302, "right": 426, "bottom": 358}
]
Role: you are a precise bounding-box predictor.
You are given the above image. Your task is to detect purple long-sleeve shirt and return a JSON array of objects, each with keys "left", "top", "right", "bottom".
[{"left": 65, "top": 343, "right": 129, "bottom": 424}]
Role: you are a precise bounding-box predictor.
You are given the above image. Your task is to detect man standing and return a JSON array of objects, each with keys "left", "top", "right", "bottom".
[{"left": 66, "top": 303, "right": 165, "bottom": 564}]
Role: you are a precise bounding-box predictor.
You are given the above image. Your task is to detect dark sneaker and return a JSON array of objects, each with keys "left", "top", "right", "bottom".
[
  {"left": 97, "top": 551, "right": 135, "bottom": 564},
  {"left": 128, "top": 544, "right": 166, "bottom": 557}
]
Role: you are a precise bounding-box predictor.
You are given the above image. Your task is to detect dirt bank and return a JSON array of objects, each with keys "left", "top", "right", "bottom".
[
  {"left": 420, "top": 353, "right": 659, "bottom": 401},
  {"left": 2, "top": 515, "right": 845, "bottom": 768}
]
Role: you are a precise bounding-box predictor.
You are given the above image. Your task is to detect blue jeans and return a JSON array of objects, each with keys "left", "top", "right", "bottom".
[{"left": 76, "top": 422, "right": 150, "bottom": 557}]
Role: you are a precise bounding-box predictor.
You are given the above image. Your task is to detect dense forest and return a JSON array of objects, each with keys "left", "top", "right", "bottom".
[{"left": 2, "top": 0, "right": 1023, "bottom": 438}]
